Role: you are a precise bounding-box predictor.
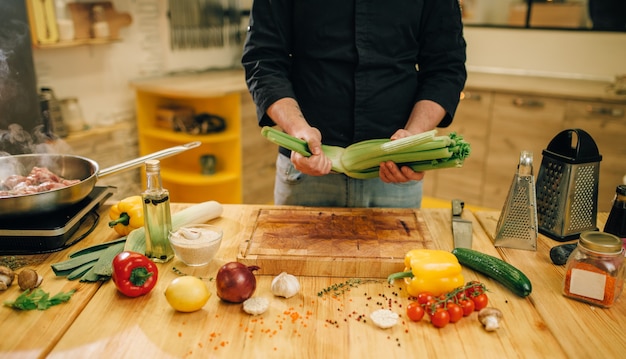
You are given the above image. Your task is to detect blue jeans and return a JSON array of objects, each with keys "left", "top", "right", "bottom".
[{"left": 274, "top": 154, "right": 423, "bottom": 208}]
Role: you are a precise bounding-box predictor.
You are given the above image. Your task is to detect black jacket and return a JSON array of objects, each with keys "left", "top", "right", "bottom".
[{"left": 242, "top": 0, "right": 467, "bottom": 147}]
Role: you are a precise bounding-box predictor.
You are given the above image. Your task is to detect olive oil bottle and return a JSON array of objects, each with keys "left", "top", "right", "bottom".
[{"left": 142, "top": 160, "right": 174, "bottom": 263}]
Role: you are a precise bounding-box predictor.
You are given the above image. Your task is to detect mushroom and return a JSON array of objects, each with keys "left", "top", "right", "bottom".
[
  {"left": 0, "top": 266, "right": 15, "bottom": 291},
  {"left": 17, "top": 268, "right": 43, "bottom": 290},
  {"left": 478, "top": 307, "right": 503, "bottom": 331}
]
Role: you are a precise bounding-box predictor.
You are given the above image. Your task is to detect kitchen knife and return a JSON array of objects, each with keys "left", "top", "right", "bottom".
[{"left": 452, "top": 199, "right": 473, "bottom": 249}]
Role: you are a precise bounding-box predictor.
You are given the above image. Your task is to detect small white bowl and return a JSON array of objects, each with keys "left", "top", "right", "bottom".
[{"left": 168, "top": 224, "right": 223, "bottom": 266}]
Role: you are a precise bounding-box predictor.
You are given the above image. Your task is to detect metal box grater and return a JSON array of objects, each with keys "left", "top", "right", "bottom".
[{"left": 536, "top": 129, "right": 602, "bottom": 241}]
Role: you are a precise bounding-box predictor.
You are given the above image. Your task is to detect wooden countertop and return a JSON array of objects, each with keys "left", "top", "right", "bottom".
[
  {"left": 1, "top": 204, "right": 624, "bottom": 358},
  {"left": 130, "top": 68, "right": 626, "bottom": 104},
  {"left": 130, "top": 69, "right": 248, "bottom": 98}
]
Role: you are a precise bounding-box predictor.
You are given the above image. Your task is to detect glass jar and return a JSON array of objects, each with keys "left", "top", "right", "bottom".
[
  {"left": 60, "top": 98, "right": 86, "bottom": 132},
  {"left": 563, "top": 231, "right": 624, "bottom": 308}
]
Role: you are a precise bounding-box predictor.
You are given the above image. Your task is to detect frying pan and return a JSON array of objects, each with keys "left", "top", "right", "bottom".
[{"left": 0, "top": 142, "right": 200, "bottom": 217}]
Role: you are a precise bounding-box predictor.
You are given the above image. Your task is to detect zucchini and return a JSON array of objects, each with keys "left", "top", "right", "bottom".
[{"left": 451, "top": 247, "right": 532, "bottom": 297}]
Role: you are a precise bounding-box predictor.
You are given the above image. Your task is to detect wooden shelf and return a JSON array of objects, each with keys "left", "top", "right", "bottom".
[
  {"left": 132, "top": 72, "right": 244, "bottom": 204},
  {"left": 64, "top": 122, "right": 132, "bottom": 142},
  {"left": 33, "top": 37, "right": 122, "bottom": 49}
]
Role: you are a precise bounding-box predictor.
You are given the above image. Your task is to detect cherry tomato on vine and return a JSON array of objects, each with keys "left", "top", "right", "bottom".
[
  {"left": 471, "top": 293, "right": 489, "bottom": 311},
  {"left": 459, "top": 298, "right": 475, "bottom": 316},
  {"left": 465, "top": 280, "right": 485, "bottom": 297},
  {"left": 406, "top": 301, "right": 425, "bottom": 322},
  {"left": 430, "top": 308, "right": 450, "bottom": 328},
  {"left": 416, "top": 292, "right": 435, "bottom": 306},
  {"left": 446, "top": 302, "right": 464, "bottom": 323}
]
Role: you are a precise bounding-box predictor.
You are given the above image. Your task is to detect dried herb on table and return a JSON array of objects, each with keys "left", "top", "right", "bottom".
[
  {"left": 4, "top": 288, "right": 76, "bottom": 311},
  {"left": 317, "top": 278, "right": 381, "bottom": 297}
]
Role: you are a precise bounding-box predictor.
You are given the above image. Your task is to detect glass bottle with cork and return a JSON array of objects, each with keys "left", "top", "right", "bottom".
[
  {"left": 142, "top": 159, "right": 174, "bottom": 263},
  {"left": 604, "top": 184, "right": 626, "bottom": 252}
]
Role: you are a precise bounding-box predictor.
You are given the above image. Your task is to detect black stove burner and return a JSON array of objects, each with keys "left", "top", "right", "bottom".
[{"left": 0, "top": 186, "right": 116, "bottom": 254}]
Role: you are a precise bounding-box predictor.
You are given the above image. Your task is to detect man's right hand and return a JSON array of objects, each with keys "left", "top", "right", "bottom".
[{"left": 289, "top": 126, "right": 332, "bottom": 176}]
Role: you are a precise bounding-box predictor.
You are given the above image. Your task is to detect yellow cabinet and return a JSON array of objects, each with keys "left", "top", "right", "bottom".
[{"left": 132, "top": 71, "right": 245, "bottom": 204}]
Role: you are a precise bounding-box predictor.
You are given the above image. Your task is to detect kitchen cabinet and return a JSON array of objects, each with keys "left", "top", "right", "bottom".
[
  {"left": 241, "top": 91, "right": 276, "bottom": 204},
  {"left": 424, "top": 73, "right": 626, "bottom": 212},
  {"left": 132, "top": 71, "right": 244, "bottom": 204},
  {"left": 424, "top": 90, "right": 492, "bottom": 206},
  {"left": 564, "top": 99, "right": 626, "bottom": 210},
  {"left": 483, "top": 93, "right": 567, "bottom": 210}
]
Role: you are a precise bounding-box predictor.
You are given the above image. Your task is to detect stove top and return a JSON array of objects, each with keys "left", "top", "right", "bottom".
[{"left": 0, "top": 186, "right": 116, "bottom": 254}]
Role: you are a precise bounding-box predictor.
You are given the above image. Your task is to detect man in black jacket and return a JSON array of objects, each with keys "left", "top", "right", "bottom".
[{"left": 242, "top": 0, "right": 467, "bottom": 208}]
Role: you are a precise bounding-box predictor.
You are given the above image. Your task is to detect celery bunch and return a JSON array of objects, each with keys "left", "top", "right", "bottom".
[{"left": 261, "top": 126, "right": 470, "bottom": 179}]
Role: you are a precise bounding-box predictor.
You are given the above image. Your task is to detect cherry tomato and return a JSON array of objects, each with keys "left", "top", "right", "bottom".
[
  {"left": 459, "top": 298, "right": 475, "bottom": 316},
  {"left": 471, "top": 293, "right": 489, "bottom": 311},
  {"left": 446, "top": 302, "right": 464, "bottom": 323},
  {"left": 424, "top": 299, "right": 440, "bottom": 315},
  {"left": 430, "top": 308, "right": 450, "bottom": 328},
  {"left": 406, "top": 301, "right": 425, "bottom": 322},
  {"left": 416, "top": 292, "right": 435, "bottom": 306},
  {"left": 465, "top": 280, "right": 485, "bottom": 297}
]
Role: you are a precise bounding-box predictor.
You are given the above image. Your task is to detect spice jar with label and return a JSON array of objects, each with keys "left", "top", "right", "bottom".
[{"left": 563, "top": 231, "right": 625, "bottom": 308}]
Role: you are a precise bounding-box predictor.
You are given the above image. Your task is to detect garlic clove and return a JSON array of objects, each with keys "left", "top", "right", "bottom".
[
  {"left": 370, "top": 309, "right": 399, "bottom": 329},
  {"left": 270, "top": 272, "right": 300, "bottom": 298},
  {"left": 178, "top": 227, "right": 202, "bottom": 240},
  {"left": 243, "top": 297, "right": 269, "bottom": 315}
]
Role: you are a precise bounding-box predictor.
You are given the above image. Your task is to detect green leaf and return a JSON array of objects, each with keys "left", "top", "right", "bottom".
[{"left": 4, "top": 288, "right": 76, "bottom": 311}]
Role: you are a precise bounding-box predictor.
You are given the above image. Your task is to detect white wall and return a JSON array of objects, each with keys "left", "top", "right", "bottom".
[{"left": 464, "top": 27, "right": 626, "bottom": 81}]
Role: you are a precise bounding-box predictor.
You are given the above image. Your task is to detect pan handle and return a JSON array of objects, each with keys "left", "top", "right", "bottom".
[{"left": 96, "top": 141, "right": 201, "bottom": 178}]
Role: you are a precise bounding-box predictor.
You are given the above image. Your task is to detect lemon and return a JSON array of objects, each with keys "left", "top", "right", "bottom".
[{"left": 164, "top": 276, "right": 211, "bottom": 312}]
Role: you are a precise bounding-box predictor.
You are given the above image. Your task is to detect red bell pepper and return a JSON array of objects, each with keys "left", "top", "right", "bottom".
[{"left": 112, "top": 251, "right": 158, "bottom": 297}]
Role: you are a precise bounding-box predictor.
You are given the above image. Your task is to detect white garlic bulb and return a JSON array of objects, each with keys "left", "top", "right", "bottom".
[{"left": 271, "top": 272, "right": 300, "bottom": 298}]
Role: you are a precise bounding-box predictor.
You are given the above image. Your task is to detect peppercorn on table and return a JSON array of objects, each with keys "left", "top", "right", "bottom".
[{"left": 0, "top": 204, "right": 624, "bottom": 359}]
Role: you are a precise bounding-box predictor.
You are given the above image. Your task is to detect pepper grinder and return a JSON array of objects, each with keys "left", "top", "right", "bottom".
[
  {"left": 604, "top": 184, "right": 626, "bottom": 251},
  {"left": 142, "top": 160, "right": 174, "bottom": 263}
]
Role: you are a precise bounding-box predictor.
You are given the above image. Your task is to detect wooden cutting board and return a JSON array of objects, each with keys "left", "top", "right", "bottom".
[{"left": 237, "top": 207, "right": 435, "bottom": 278}]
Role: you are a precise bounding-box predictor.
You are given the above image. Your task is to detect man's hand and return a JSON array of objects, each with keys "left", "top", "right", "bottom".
[
  {"left": 379, "top": 128, "right": 425, "bottom": 183},
  {"left": 289, "top": 126, "right": 332, "bottom": 176}
]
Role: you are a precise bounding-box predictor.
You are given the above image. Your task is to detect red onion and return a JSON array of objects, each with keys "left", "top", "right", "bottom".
[{"left": 215, "top": 262, "right": 260, "bottom": 303}]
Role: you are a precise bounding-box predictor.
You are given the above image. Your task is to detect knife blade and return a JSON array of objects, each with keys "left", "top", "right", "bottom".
[{"left": 451, "top": 199, "right": 473, "bottom": 249}]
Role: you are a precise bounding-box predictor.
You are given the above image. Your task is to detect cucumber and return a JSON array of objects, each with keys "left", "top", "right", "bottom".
[{"left": 451, "top": 247, "right": 532, "bottom": 297}]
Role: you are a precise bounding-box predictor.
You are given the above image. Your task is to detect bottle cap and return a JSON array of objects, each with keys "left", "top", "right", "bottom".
[
  {"left": 145, "top": 159, "right": 161, "bottom": 171},
  {"left": 616, "top": 185, "right": 626, "bottom": 196},
  {"left": 579, "top": 231, "right": 622, "bottom": 254}
]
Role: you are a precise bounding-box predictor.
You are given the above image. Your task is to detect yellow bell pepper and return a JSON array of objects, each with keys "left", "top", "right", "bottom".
[
  {"left": 108, "top": 196, "right": 144, "bottom": 236},
  {"left": 387, "top": 249, "right": 464, "bottom": 297}
]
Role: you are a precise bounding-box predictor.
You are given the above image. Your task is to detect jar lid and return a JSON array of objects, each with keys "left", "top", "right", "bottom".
[{"left": 579, "top": 231, "right": 622, "bottom": 254}]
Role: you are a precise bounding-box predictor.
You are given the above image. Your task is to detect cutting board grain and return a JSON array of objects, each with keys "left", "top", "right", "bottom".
[{"left": 237, "top": 207, "right": 435, "bottom": 277}]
